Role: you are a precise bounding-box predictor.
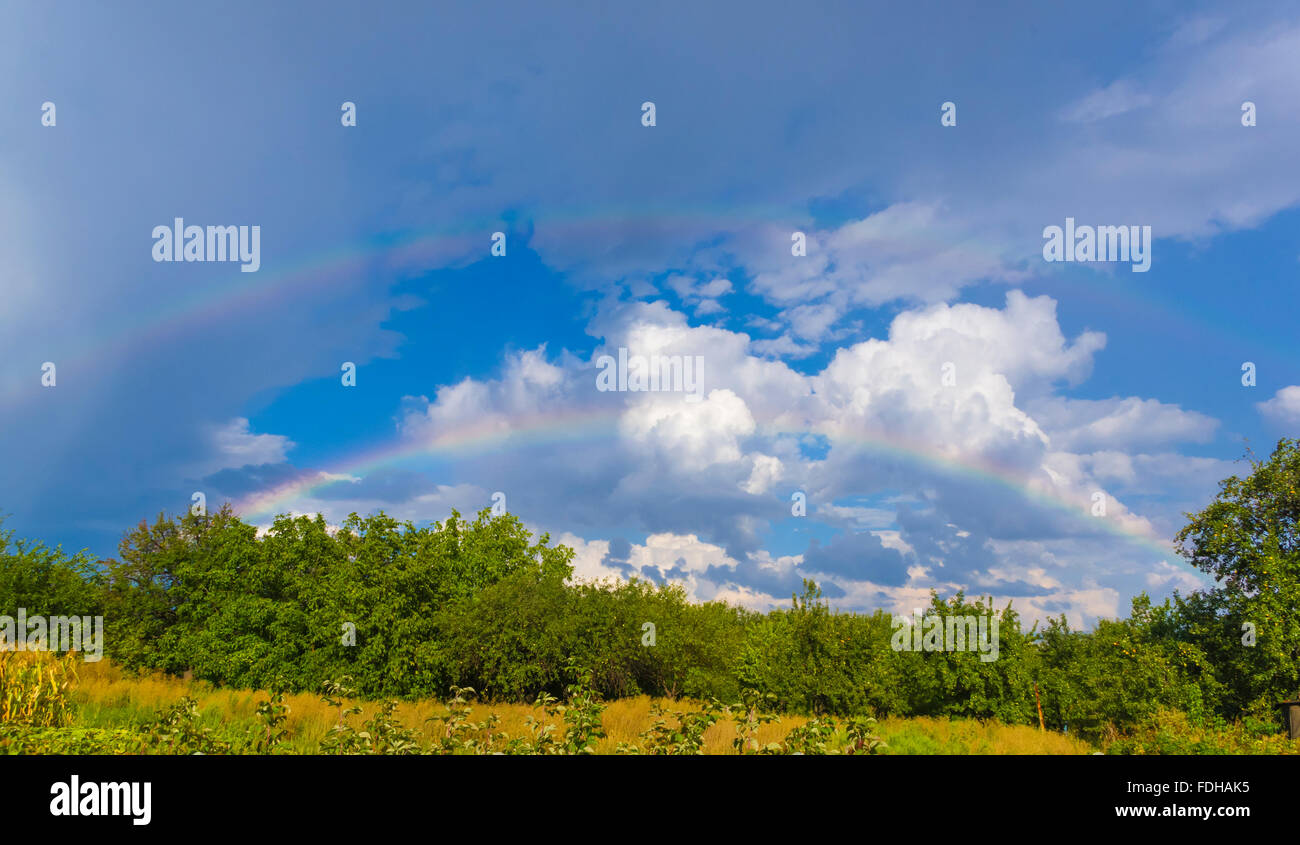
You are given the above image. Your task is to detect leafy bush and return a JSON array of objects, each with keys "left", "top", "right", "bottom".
[
  {"left": 621, "top": 699, "right": 724, "bottom": 755},
  {"left": 146, "top": 697, "right": 233, "bottom": 754},
  {"left": 0, "top": 725, "right": 148, "bottom": 754},
  {"left": 1105, "top": 708, "right": 1300, "bottom": 755}
]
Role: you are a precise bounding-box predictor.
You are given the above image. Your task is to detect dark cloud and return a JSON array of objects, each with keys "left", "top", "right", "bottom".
[{"left": 802, "top": 531, "right": 909, "bottom": 586}]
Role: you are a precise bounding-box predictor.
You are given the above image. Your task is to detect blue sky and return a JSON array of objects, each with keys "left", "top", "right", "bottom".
[{"left": 2, "top": 1, "right": 1298, "bottom": 626}]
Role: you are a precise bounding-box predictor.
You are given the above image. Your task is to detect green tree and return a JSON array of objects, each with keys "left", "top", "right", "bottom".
[
  {"left": 0, "top": 519, "right": 103, "bottom": 619},
  {"left": 1174, "top": 438, "right": 1300, "bottom": 718}
]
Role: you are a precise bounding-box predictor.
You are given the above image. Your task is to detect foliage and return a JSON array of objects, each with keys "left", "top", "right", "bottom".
[
  {"left": 730, "top": 688, "right": 783, "bottom": 754},
  {"left": 560, "top": 682, "right": 607, "bottom": 755},
  {"left": 0, "top": 725, "right": 149, "bottom": 754},
  {"left": 428, "top": 685, "right": 502, "bottom": 755},
  {"left": 147, "top": 696, "right": 232, "bottom": 754},
  {"left": 3, "top": 441, "right": 1300, "bottom": 750},
  {"left": 1104, "top": 707, "right": 1300, "bottom": 755},
  {"left": 0, "top": 520, "right": 104, "bottom": 619},
  {"left": 0, "top": 651, "right": 77, "bottom": 727},
  {"left": 1035, "top": 594, "right": 1216, "bottom": 741},
  {"left": 1174, "top": 438, "right": 1300, "bottom": 718},
  {"left": 842, "top": 716, "right": 886, "bottom": 754},
  {"left": 252, "top": 690, "right": 292, "bottom": 754},
  {"left": 621, "top": 698, "right": 725, "bottom": 755}
]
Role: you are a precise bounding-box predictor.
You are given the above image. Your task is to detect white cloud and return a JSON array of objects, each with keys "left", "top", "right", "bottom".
[
  {"left": 1146, "top": 560, "right": 1205, "bottom": 593},
  {"left": 1257, "top": 385, "right": 1300, "bottom": 427},
  {"left": 199, "top": 418, "right": 294, "bottom": 474},
  {"left": 1029, "top": 396, "right": 1218, "bottom": 451},
  {"left": 739, "top": 204, "right": 1027, "bottom": 339},
  {"left": 248, "top": 291, "right": 1200, "bottom": 627}
]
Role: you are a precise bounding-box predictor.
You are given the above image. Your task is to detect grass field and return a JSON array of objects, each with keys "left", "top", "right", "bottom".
[{"left": 60, "top": 659, "right": 1095, "bottom": 755}]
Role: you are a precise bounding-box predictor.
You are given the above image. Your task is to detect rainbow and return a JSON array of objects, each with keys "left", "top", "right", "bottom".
[
  {"left": 1, "top": 224, "right": 481, "bottom": 402},
  {"left": 6, "top": 204, "right": 1290, "bottom": 405},
  {"left": 232, "top": 404, "right": 1184, "bottom": 565},
  {"left": 3, "top": 204, "right": 1255, "bottom": 574},
  {"left": 2, "top": 200, "right": 841, "bottom": 402}
]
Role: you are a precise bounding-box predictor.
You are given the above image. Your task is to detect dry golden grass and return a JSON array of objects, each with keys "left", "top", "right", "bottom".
[
  {"left": 71, "top": 660, "right": 803, "bottom": 753},
  {"left": 68, "top": 660, "right": 1093, "bottom": 754},
  {"left": 875, "top": 715, "right": 1094, "bottom": 754}
]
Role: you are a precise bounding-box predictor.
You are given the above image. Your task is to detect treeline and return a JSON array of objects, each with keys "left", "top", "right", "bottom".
[{"left": 3, "top": 439, "right": 1299, "bottom": 741}]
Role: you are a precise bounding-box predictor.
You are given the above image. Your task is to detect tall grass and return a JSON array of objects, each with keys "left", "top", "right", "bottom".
[
  {"left": 875, "top": 715, "right": 1093, "bottom": 755},
  {"left": 65, "top": 659, "right": 1098, "bottom": 754},
  {"left": 0, "top": 651, "right": 77, "bottom": 727},
  {"left": 71, "top": 660, "right": 803, "bottom": 753}
]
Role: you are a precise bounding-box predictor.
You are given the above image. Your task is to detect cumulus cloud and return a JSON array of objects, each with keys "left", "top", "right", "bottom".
[
  {"left": 730, "top": 204, "right": 1027, "bottom": 343},
  {"left": 246, "top": 290, "right": 1209, "bottom": 626},
  {"left": 666, "top": 274, "right": 733, "bottom": 317},
  {"left": 1257, "top": 385, "right": 1300, "bottom": 427},
  {"left": 1028, "top": 396, "right": 1218, "bottom": 451},
  {"left": 192, "top": 418, "right": 295, "bottom": 476}
]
